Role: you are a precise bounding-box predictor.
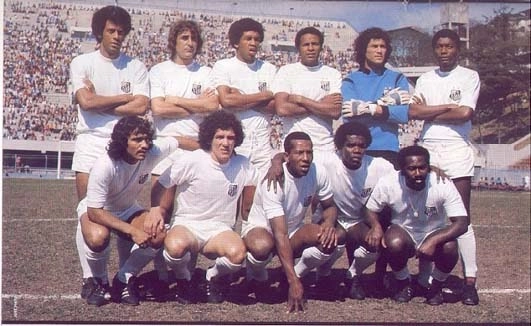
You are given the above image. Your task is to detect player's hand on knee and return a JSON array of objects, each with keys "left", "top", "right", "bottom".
[
  {"left": 131, "top": 228, "right": 151, "bottom": 249},
  {"left": 145, "top": 207, "right": 165, "bottom": 237},
  {"left": 317, "top": 225, "right": 337, "bottom": 249}
]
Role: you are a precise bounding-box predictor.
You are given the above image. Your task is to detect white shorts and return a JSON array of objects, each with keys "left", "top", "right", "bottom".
[
  {"left": 237, "top": 130, "right": 273, "bottom": 172},
  {"left": 240, "top": 220, "right": 300, "bottom": 239},
  {"left": 420, "top": 140, "right": 475, "bottom": 178},
  {"left": 337, "top": 216, "right": 362, "bottom": 232},
  {"left": 76, "top": 197, "right": 144, "bottom": 221},
  {"left": 72, "top": 133, "right": 110, "bottom": 173},
  {"left": 171, "top": 220, "right": 234, "bottom": 250},
  {"left": 396, "top": 224, "right": 440, "bottom": 248},
  {"left": 151, "top": 148, "right": 185, "bottom": 176}
]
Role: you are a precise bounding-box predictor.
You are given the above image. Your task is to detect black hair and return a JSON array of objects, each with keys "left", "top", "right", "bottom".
[
  {"left": 432, "top": 28, "right": 461, "bottom": 50},
  {"left": 334, "top": 121, "right": 372, "bottom": 149},
  {"left": 167, "top": 20, "right": 203, "bottom": 60},
  {"left": 107, "top": 116, "right": 154, "bottom": 161},
  {"left": 295, "top": 27, "right": 324, "bottom": 49},
  {"left": 397, "top": 145, "right": 430, "bottom": 170},
  {"left": 284, "top": 131, "right": 312, "bottom": 153},
  {"left": 198, "top": 110, "right": 244, "bottom": 151},
  {"left": 355, "top": 27, "right": 392, "bottom": 66},
  {"left": 91, "top": 5, "right": 132, "bottom": 43},
  {"left": 228, "top": 18, "right": 264, "bottom": 48}
]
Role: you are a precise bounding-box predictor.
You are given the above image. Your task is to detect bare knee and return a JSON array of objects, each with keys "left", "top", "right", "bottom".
[
  {"left": 164, "top": 232, "right": 191, "bottom": 258},
  {"left": 83, "top": 226, "right": 110, "bottom": 252},
  {"left": 244, "top": 228, "right": 274, "bottom": 260}
]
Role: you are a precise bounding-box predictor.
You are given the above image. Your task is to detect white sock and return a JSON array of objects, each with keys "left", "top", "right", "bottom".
[
  {"left": 153, "top": 250, "right": 169, "bottom": 282},
  {"left": 118, "top": 245, "right": 158, "bottom": 283},
  {"left": 294, "top": 246, "right": 330, "bottom": 278},
  {"left": 457, "top": 225, "right": 478, "bottom": 278},
  {"left": 116, "top": 236, "right": 134, "bottom": 269},
  {"left": 84, "top": 242, "right": 110, "bottom": 284},
  {"left": 431, "top": 266, "right": 449, "bottom": 283},
  {"left": 205, "top": 256, "right": 242, "bottom": 281},
  {"left": 76, "top": 222, "right": 92, "bottom": 279},
  {"left": 163, "top": 250, "right": 192, "bottom": 281},
  {"left": 317, "top": 245, "right": 345, "bottom": 277},
  {"left": 393, "top": 266, "right": 410, "bottom": 281},
  {"left": 246, "top": 252, "right": 272, "bottom": 281},
  {"left": 347, "top": 246, "right": 379, "bottom": 279},
  {"left": 417, "top": 259, "right": 433, "bottom": 288}
]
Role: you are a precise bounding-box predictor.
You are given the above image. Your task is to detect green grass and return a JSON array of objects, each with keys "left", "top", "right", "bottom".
[{"left": 2, "top": 178, "right": 530, "bottom": 323}]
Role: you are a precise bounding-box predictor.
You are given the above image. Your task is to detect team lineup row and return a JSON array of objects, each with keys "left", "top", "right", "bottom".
[{"left": 72, "top": 5, "right": 480, "bottom": 311}]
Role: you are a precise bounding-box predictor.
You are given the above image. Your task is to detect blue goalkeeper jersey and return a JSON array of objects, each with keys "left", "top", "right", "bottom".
[{"left": 341, "top": 68, "right": 410, "bottom": 152}]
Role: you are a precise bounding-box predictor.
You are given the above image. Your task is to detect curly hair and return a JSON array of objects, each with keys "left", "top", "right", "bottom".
[
  {"left": 432, "top": 28, "right": 461, "bottom": 50},
  {"left": 334, "top": 121, "right": 372, "bottom": 150},
  {"left": 284, "top": 131, "right": 312, "bottom": 153},
  {"left": 228, "top": 18, "right": 264, "bottom": 48},
  {"left": 198, "top": 110, "right": 244, "bottom": 151},
  {"left": 91, "top": 5, "right": 132, "bottom": 43},
  {"left": 167, "top": 20, "right": 203, "bottom": 60},
  {"left": 397, "top": 145, "right": 430, "bottom": 170},
  {"left": 295, "top": 27, "right": 324, "bottom": 49},
  {"left": 107, "top": 116, "right": 154, "bottom": 161},
  {"left": 354, "top": 27, "right": 392, "bottom": 66}
]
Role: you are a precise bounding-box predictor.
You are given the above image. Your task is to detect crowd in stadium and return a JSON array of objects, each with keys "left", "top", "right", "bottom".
[{"left": 3, "top": 0, "right": 420, "bottom": 144}]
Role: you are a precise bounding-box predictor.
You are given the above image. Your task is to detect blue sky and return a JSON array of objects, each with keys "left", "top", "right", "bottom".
[{"left": 176, "top": 0, "right": 530, "bottom": 33}]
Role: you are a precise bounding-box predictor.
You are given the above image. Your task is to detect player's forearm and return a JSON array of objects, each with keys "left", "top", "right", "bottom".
[
  {"left": 295, "top": 95, "right": 341, "bottom": 119},
  {"left": 220, "top": 91, "right": 273, "bottom": 111},
  {"left": 429, "top": 106, "right": 473, "bottom": 124},
  {"left": 275, "top": 235, "right": 299, "bottom": 284},
  {"left": 151, "top": 100, "right": 192, "bottom": 118},
  {"left": 427, "top": 216, "right": 468, "bottom": 245},
  {"left": 87, "top": 207, "right": 134, "bottom": 236},
  {"left": 76, "top": 91, "right": 132, "bottom": 112},
  {"left": 165, "top": 95, "right": 220, "bottom": 114},
  {"left": 408, "top": 103, "right": 452, "bottom": 121},
  {"left": 112, "top": 95, "right": 149, "bottom": 116}
]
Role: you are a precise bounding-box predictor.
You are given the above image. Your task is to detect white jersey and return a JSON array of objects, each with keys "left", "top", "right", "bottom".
[
  {"left": 366, "top": 171, "right": 467, "bottom": 241},
  {"left": 149, "top": 60, "right": 213, "bottom": 139},
  {"left": 247, "top": 162, "right": 333, "bottom": 235},
  {"left": 159, "top": 149, "right": 259, "bottom": 227},
  {"left": 70, "top": 51, "right": 150, "bottom": 137},
  {"left": 319, "top": 153, "right": 394, "bottom": 223},
  {"left": 86, "top": 137, "right": 178, "bottom": 218},
  {"left": 210, "top": 57, "right": 277, "bottom": 133},
  {"left": 271, "top": 62, "right": 342, "bottom": 152},
  {"left": 415, "top": 65, "right": 480, "bottom": 142}
]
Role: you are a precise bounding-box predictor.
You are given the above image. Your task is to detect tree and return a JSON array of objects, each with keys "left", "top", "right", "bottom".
[{"left": 465, "top": 7, "right": 530, "bottom": 143}]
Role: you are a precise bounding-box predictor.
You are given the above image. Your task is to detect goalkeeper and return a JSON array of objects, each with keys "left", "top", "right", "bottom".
[
  {"left": 341, "top": 27, "right": 410, "bottom": 169},
  {"left": 340, "top": 27, "right": 410, "bottom": 291}
]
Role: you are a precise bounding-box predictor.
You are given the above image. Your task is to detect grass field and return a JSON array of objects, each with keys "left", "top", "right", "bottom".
[{"left": 2, "top": 178, "right": 530, "bottom": 324}]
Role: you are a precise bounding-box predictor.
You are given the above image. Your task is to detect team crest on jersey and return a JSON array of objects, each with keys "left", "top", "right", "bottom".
[
  {"left": 321, "top": 80, "right": 330, "bottom": 92},
  {"left": 303, "top": 195, "right": 312, "bottom": 207},
  {"left": 227, "top": 183, "right": 238, "bottom": 197},
  {"left": 121, "top": 81, "right": 131, "bottom": 93},
  {"left": 258, "top": 81, "right": 268, "bottom": 92},
  {"left": 449, "top": 88, "right": 461, "bottom": 102},
  {"left": 360, "top": 188, "right": 372, "bottom": 198},
  {"left": 192, "top": 83, "right": 202, "bottom": 95},
  {"left": 424, "top": 206, "right": 437, "bottom": 217},
  {"left": 138, "top": 173, "right": 149, "bottom": 184}
]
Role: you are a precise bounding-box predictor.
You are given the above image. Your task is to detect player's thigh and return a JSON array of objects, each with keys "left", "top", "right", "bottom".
[
  {"left": 346, "top": 221, "right": 369, "bottom": 245},
  {"left": 80, "top": 213, "right": 110, "bottom": 250},
  {"left": 289, "top": 223, "right": 322, "bottom": 256},
  {"left": 164, "top": 225, "right": 199, "bottom": 257},
  {"left": 203, "top": 230, "right": 246, "bottom": 263}
]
